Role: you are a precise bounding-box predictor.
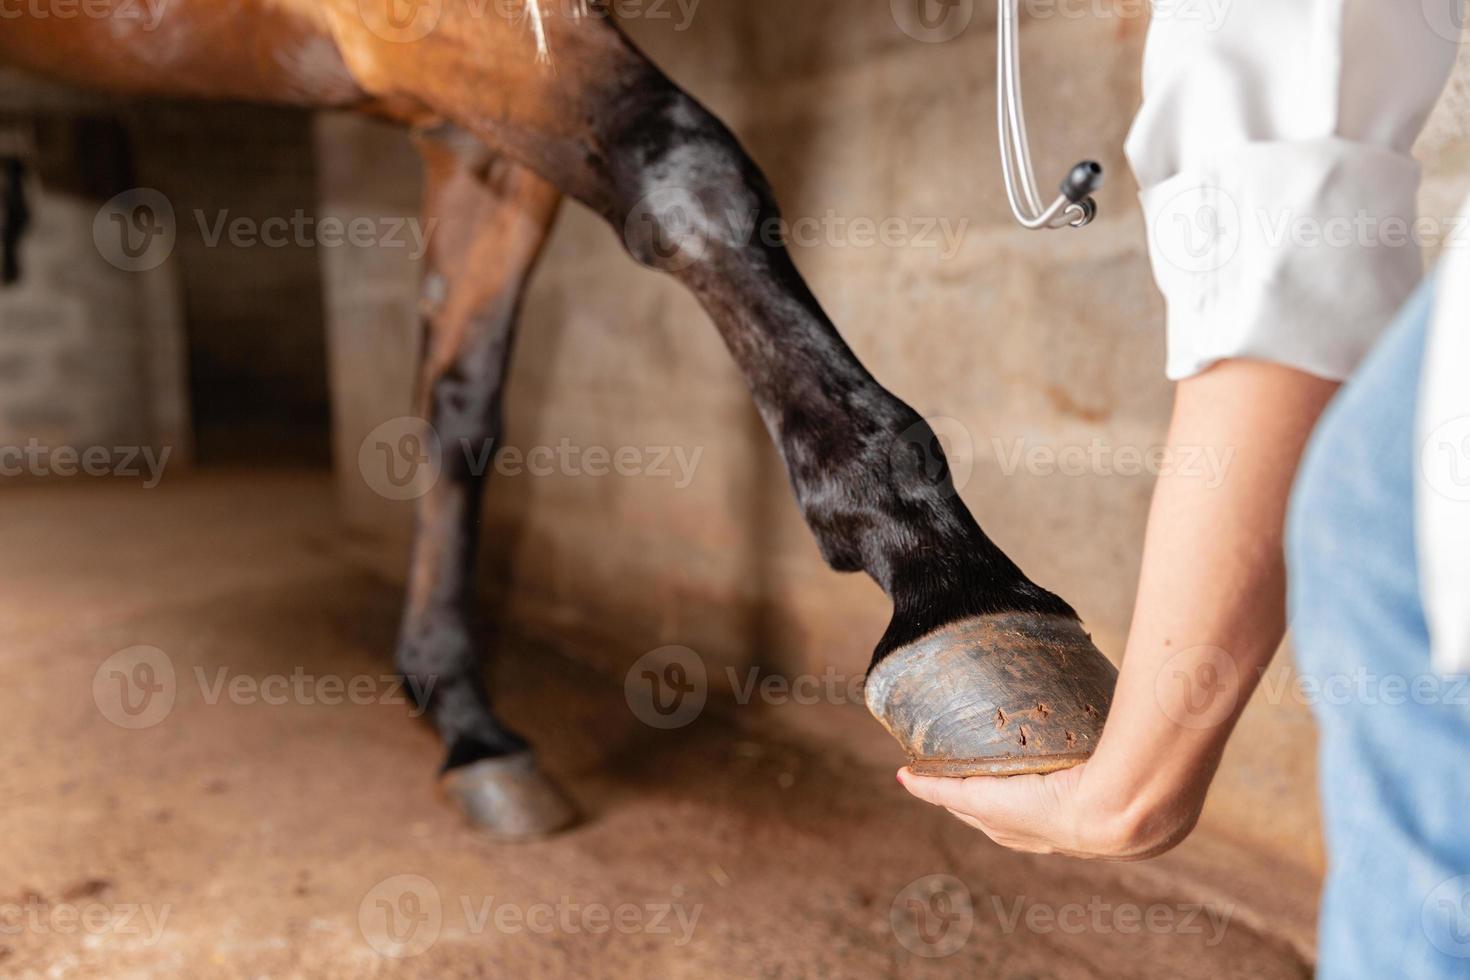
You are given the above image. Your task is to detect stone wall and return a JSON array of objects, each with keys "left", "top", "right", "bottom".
[
  {"left": 127, "top": 103, "right": 331, "bottom": 464},
  {"left": 0, "top": 81, "right": 190, "bottom": 478},
  {"left": 1, "top": 74, "right": 334, "bottom": 476},
  {"left": 0, "top": 181, "right": 188, "bottom": 468}
]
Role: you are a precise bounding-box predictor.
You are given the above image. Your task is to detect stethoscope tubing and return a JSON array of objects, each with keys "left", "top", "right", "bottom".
[{"left": 997, "top": 0, "right": 1101, "bottom": 230}]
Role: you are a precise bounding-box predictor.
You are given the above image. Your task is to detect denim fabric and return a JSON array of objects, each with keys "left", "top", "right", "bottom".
[{"left": 1288, "top": 278, "right": 1470, "bottom": 978}]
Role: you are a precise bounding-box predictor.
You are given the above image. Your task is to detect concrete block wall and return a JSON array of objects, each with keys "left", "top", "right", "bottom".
[
  {"left": 0, "top": 172, "right": 189, "bottom": 471},
  {"left": 127, "top": 103, "right": 331, "bottom": 464},
  {"left": 314, "top": 111, "right": 426, "bottom": 507},
  {"left": 1, "top": 75, "right": 190, "bottom": 468},
  {"left": 321, "top": 2, "right": 1470, "bottom": 894},
  {"left": 1, "top": 83, "right": 333, "bottom": 479}
]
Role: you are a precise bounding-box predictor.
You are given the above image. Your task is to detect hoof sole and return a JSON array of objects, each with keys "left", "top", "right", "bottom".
[
  {"left": 441, "top": 752, "right": 579, "bottom": 840},
  {"left": 866, "top": 613, "right": 1117, "bottom": 778}
]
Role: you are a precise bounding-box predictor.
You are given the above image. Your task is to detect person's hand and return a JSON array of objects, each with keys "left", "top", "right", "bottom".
[
  {"left": 894, "top": 361, "right": 1340, "bottom": 860},
  {"left": 897, "top": 760, "right": 1201, "bottom": 861}
]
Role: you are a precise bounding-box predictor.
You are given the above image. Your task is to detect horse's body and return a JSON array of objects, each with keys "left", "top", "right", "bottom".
[{"left": 2, "top": 0, "right": 1111, "bottom": 837}]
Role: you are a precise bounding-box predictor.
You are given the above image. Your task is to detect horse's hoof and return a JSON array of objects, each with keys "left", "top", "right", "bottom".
[
  {"left": 440, "top": 752, "right": 579, "bottom": 840},
  {"left": 865, "top": 613, "right": 1118, "bottom": 777}
]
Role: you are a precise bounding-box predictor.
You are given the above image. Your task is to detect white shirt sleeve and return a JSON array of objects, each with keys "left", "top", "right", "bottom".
[{"left": 1124, "top": 2, "right": 1458, "bottom": 382}]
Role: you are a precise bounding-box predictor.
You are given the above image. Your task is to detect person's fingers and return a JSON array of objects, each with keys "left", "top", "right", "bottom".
[
  {"left": 899, "top": 767, "right": 1043, "bottom": 816},
  {"left": 897, "top": 770, "right": 1038, "bottom": 832},
  {"left": 898, "top": 768, "right": 1074, "bottom": 842},
  {"left": 896, "top": 769, "right": 983, "bottom": 811},
  {"left": 899, "top": 764, "right": 1124, "bottom": 859},
  {"left": 957, "top": 772, "right": 1048, "bottom": 829}
]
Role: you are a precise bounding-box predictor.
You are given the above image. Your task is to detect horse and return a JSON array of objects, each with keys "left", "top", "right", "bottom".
[{"left": 0, "top": 0, "right": 1116, "bottom": 839}]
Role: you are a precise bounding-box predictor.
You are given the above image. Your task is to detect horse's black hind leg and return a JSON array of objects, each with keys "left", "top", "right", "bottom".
[{"left": 394, "top": 129, "right": 575, "bottom": 839}]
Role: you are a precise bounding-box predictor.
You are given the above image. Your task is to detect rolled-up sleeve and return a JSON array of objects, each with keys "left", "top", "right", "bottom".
[{"left": 1124, "top": 2, "right": 1458, "bottom": 381}]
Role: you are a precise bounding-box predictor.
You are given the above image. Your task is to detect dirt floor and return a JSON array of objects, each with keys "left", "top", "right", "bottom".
[{"left": 0, "top": 472, "right": 1315, "bottom": 978}]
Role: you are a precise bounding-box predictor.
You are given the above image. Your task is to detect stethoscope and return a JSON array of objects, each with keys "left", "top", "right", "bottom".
[{"left": 997, "top": 0, "right": 1103, "bottom": 229}]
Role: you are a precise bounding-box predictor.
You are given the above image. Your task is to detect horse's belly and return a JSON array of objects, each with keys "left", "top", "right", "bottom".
[{"left": 0, "top": 0, "right": 365, "bottom": 107}]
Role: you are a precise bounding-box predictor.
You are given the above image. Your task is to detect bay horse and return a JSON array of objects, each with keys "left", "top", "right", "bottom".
[{"left": 0, "top": 0, "right": 1115, "bottom": 838}]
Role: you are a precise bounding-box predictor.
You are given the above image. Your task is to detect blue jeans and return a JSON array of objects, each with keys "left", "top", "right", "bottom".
[{"left": 1288, "top": 278, "right": 1470, "bottom": 978}]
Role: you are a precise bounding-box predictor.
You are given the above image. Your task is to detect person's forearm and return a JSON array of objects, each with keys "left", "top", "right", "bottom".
[
  {"left": 897, "top": 359, "right": 1344, "bottom": 858},
  {"left": 1086, "top": 359, "right": 1340, "bottom": 852}
]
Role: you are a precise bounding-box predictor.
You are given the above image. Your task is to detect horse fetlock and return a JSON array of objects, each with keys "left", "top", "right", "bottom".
[
  {"left": 395, "top": 619, "right": 475, "bottom": 698},
  {"left": 784, "top": 401, "right": 963, "bottom": 578},
  {"left": 430, "top": 375, "right": 503, "bottom": 462},
  {"left": 442, "top": 724, "right": 532, "bottom": 771}
]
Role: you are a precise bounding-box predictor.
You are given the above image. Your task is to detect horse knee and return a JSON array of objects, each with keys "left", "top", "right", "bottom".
[{"left": 602, "top": 87, "right": 776, "bottom": 272}]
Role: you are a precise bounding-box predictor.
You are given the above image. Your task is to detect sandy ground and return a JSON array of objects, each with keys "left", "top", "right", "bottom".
[{"left": 0, "top": 472, "right": 1315, "bottom": 978}]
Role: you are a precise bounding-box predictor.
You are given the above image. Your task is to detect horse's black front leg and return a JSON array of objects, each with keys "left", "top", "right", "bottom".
[
  {"left": 394, "top": 131, "right": 576, "bottom": 838},
  {"left": 596, "top": 72, "right": 1118, "bottom": 777}
]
